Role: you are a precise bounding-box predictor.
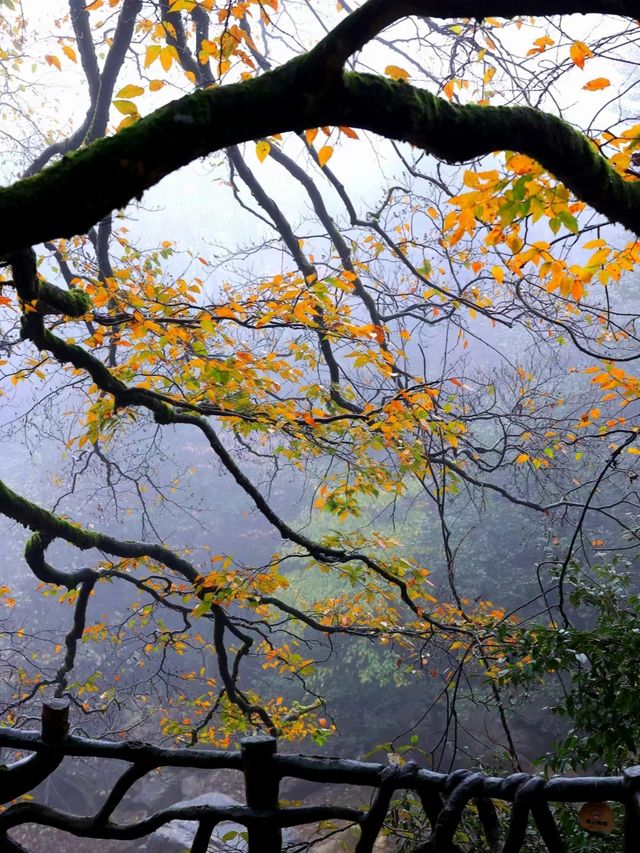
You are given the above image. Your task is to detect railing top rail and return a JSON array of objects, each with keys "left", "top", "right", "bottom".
[
  {"left": 1, "top": 704, "right": 639, "bottom": 853},
  {"left": 0, "top": 723, "right": 634, "bottom": 804}
]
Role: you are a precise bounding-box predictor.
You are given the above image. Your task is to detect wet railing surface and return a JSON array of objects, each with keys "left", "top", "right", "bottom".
[{"left": 0, "top": 700, "right": 636, "bottom": 852}]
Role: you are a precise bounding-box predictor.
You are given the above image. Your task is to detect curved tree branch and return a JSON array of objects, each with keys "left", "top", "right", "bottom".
[{"left": 1, "top": 1, "right": 639, "bottom": 256}]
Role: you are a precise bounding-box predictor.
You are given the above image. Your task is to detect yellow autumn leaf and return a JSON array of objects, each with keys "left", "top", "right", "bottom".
[
  {"left": 200, "top": 314, "right": 215, "bottom": 335},
  {"left": 515, "top": 453, "right": 530, "bottom": 464},
  {"left": 116, "top": 84, "right": 145, "bottom": 98},
  {"left": 256, "top": 140, "right": 271, "bottom": 163},
  {"left": 149, "top": 79, "right": 164, "bottom": 91},
  {"left": 62, "top": 44, "right": 77, "bottom": 63},
  {"left": 113, "top": 100, "right": 139, "bottom": 116},
  {"left": 213, "top": 305, "right": 237, "bottom": 319},
  {"left": 507, "top": 153, "right": 538, "bottom": 175},
  {"left": 559, "top": 276, "right": 572, "bottom": 298},
  {"left": 570, "top": 40, "right": 593, "bottom": 69},
  {"left": 318, "top": 145, "right": 333, "bottom": 167},
  {"left": 144, "top": 45, "right": 161, "bottom": 68},
  {"left": 583, "top": 77, "right": 610, "bottom": 91},
  {"left": 305, "top": 128, "right": 318, "bottom": 145},
  {"left": 160, "top": 45, "right": 175, "bottom": 72},
  {"left": 116, "top": 114, "right": 138, "bottom": 132},
  {"left": 169, "top": 0, "right": 196, "bottom": 10},
  {"left": 384, "top": 64, "right": 410, "bottom": 82},
  {"left": 483, "top": 66, "right": 496, "bottom": 84},
  {"left": 491, "top": 265, "right": 505, "bottom": 283}
]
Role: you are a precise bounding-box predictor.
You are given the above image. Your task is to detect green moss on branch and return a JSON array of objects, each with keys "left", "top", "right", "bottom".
[
  {"left": 333, "top": 73, "right": 640, "bottom": 234},
  {"left": 38, "top": 282, "right": 92, "bottom": 317},
  {"left": 0, "top": 15, "right": 638, "bottom": 251},
  {"left": 0, "top": 478, "right": 199, "bottom": 585}
]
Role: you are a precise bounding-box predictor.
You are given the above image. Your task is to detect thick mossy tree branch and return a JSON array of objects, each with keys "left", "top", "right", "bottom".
[
  {"left": 36, "top": 281, "right": 92, "bottom": 317},
  {"left": 334, "top": 73, "right": 640, "bottom": 233},
  {"left": 0, "top": 4, "right": 638, "bottom": 253},
  {"left": 0, "top": 478, "right": 199, "bottom": 585},
  {"left": 7, "top": 248, "right": 91, "bottom": 317},
  {"left": 306, "top": 0, "right": 639, "bottom": 71},
  {"left": 337, "top": 0, "right": 638, "bottom": 30},
  {"left": 401, "top": 0, "right": 637, "bottom": 14}
]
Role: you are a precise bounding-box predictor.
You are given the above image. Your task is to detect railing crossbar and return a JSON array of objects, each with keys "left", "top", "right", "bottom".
[{"left": 0, "top": 702, "right": 637, "bottom": 852}]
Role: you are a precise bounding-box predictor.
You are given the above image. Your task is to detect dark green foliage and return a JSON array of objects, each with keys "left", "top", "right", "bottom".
[{"left": 494, "top": 560, "right": 640, "bottom": 773}]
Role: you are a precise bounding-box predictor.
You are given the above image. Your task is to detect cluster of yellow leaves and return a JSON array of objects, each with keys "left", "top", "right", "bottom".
[
  {"left": 144, "top": 43, "right": 180, "bottom": 73},
  {"left": 139, "top": 1, "right": 271, "bottom": 82},
  {"left": 599, "top": 123, "right": 640, "bottom": 178}
]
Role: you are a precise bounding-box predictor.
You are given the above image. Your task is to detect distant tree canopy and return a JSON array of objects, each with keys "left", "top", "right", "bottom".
[{"left": 0, "top": 0, "right": 640, "bottom": 765}]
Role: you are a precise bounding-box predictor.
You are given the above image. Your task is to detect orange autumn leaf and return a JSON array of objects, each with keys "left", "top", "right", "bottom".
[
  {"left": 583, "top": 77, "right": 610, "bottom": 91},
  {"left": 527, "top": 35, "right": 555, "bottom": 56},
  {"left": 44, "top": 54, "right": 61, "bottom": 71},
  {"left": 570, "top": 40, "right": 593, "bottom": 69},
  {"left": 213, "top": 305, "right": 238, "bottom": 319},
  {"left": 384, "top": 64, "right": 410, "bottom": 82},
  {"left": 62, "top": 44, "right": 77, "bottom": 63},
  {"left": 318, "top": 145, "right": 333, "bottom": 167}
]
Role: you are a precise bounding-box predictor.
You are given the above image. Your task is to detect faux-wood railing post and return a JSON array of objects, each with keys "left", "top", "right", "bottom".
[
  {"left": 41, "top": 698, "right": 70, "bottom": 743},
  {"left": 241, "top": 734, "right": 282, "bottom": 853},
  {"left": 0, "top": 699, "right": 69, "bottom": 808}
]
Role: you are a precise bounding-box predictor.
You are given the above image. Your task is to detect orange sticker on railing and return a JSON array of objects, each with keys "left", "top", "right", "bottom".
[{"left": 579, "top": 802, "right": 614, "bottom": 834}]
